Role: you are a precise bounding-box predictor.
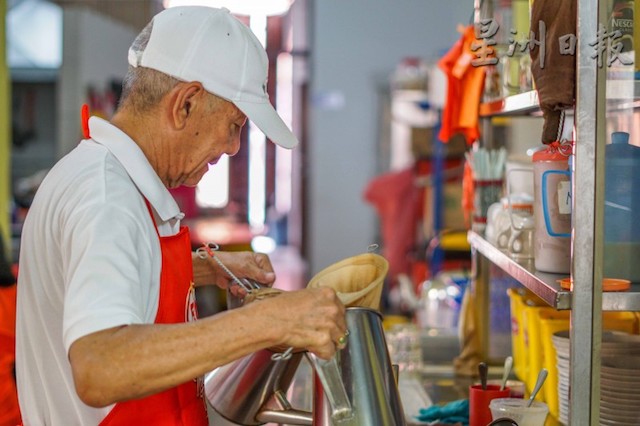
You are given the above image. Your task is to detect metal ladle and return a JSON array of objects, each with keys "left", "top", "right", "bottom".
[
  {"left": 478, "top": 362, "right": 488, "bottom": 390},
  {"left": 500, "top": 356, "right": 513, "bottom": 391},
  {"left": 527, "top": 368, "right": 548, "bottom": 407}
]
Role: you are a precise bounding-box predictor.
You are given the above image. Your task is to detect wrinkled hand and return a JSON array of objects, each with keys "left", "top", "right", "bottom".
[
  {"left": 252, "top": 287, "right": 348, "bottom": 360},
  {"left": 210, "top": 251, "right": 276, "bottom": 293}
]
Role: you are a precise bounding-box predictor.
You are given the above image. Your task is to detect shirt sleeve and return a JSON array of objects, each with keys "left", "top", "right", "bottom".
[{"left": 62, "top": 199, "right": 158, "bottom": 353}]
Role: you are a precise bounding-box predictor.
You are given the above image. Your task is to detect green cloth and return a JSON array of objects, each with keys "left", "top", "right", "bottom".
[{"left": 416, "top": 398, "right": 469, "bottom": 425}]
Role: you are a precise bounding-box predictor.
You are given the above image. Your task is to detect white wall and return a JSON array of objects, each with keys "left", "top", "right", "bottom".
[
  {"left": 58, "top": 7, "right": 137, "bottom": 156},
  {"left": 307, "top": 0, "right": 472, "bottom": 274}
]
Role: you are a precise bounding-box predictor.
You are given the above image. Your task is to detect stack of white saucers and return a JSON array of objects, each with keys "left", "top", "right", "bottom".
[
  {"left": 552, "top": 330, "right": 640, "bottom": 425},
  {"left": 600, "top": 332, "right": 640, "bottom": 426},
  {"left": 551, "top": 330, "right": 570, "bottom": 425}
]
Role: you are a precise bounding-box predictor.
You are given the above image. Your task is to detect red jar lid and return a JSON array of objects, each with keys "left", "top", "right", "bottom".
[{"left": 532, "top": 141, "right": 573, "bottom": 162}]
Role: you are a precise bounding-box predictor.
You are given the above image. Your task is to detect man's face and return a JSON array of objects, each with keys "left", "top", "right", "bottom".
[{"left": 168, "top": 97, "right": 247, "bottom": 188}]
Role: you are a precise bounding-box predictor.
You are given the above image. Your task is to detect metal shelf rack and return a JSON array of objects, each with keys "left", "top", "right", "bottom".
[
  {"left": 479, "top": 90, "right": 540, "bottom": 117},
  {"left": 471, "top": 0, "right": 638, "bottom": 423},
  {"left": 468, "top": 231, "right": 640, "bottom": 311}
]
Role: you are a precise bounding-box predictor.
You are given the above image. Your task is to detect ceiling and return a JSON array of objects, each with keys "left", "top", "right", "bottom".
[
  {"left": 14, "top": 0, "right": 297, "bottom": 34},
  {"left": 7, "top": 0, "right": 162, "bottom": 70},
  {"left": 51, "top": 0, "right": 163, "bottom": 31}
]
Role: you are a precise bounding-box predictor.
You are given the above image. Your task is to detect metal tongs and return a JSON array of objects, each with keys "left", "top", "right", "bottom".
[{"left": 196, "top": 242, "right": 262, "bottom": 294}]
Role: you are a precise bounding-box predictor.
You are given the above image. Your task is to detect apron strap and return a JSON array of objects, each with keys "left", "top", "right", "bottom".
[{"left": 81, "top": 104, "right": 91, "bottom": 139}]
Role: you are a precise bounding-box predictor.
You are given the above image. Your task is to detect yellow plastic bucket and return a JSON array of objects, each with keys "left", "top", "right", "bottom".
[
  {"left": 522, "top": 305, "right": 564, "bottom": 401},
  {"left": 537, "top": 309, "right": 570, "bottom": 418},
  {"left": 603, "top": 311, "right": 639, "bottom": 335},
  {"left": 507, "top": 287, "right": 545, "bottom": 382}
]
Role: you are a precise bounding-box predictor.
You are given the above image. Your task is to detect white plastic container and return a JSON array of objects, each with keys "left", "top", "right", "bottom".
[
  {"left": 505, "top": 155, "right": 534, "bottom": 196},
  {"left": 490, "top": 398, "right": 549, "bottom": 426},
  {"left": 532, "top": 143, "right": 572, "bottom": 274},
  {"left": 486, "top": 194, "right": 533, "bottom": 251},
  {"left": 507, "top": 212, "right": 535, "bottom": 260}
]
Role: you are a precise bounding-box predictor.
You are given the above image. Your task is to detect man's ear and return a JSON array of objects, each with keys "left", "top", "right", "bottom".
[{"left": 171, "top": 82, "right": 205, "bottom": 130}]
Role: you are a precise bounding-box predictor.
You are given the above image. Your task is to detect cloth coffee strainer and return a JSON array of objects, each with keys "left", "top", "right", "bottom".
[{"left": 306, "top": 253, "right": 389, "bottom": 310}]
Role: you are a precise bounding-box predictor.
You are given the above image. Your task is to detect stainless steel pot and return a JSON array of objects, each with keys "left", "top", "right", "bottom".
[{"left": 204, "top": 307, "right": 407, "bottom": 425}]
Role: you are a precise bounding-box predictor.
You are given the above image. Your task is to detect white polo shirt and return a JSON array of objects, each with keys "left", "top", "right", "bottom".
[{"left": 16, "top": 117, "right": 184, "bottom": 425}]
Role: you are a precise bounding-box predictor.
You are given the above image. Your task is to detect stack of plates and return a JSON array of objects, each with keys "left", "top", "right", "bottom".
[
  {"left": 601, "top": 332, "right": 640, "bottom": 426},
  {"left": 552, "top": 330, "right": 640, "bottom": 425},
  {"left": 552, "top": 330, "right": 570, "bottom": 425}
]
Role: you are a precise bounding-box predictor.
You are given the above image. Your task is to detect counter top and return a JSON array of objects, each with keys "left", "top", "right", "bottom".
[{"left": 405, "top": 365, "right": 562, "bottom": 426}]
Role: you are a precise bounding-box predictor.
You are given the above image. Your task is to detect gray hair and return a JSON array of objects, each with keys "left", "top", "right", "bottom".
[{"left": 118, "top": 20, "right": 180, "bottom": 113}]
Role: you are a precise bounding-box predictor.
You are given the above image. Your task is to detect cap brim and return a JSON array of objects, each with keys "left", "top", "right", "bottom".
[{"left": 234, "top": 100, "right": 299, "bottom": 149}]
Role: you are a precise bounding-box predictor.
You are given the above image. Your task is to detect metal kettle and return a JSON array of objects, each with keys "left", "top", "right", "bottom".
[
  {"left": 204, "top": 307, "right": 407, "bottom": 425},
  {"left": 312, "top": 307, "right": 406, "bottom": 426}
]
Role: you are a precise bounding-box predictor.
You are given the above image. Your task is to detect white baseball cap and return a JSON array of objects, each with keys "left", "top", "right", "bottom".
[{"left": 128, "top": 6, "right": 298, "bottom": 149}]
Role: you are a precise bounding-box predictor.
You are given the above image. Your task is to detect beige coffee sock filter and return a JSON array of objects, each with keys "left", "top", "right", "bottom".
[{"left": 306, "top": 253, "right": 389, "bottom": 309}]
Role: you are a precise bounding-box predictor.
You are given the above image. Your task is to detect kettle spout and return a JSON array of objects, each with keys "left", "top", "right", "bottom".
[
  {"left": 256, "top": 390, "right": 313, "bottom": 425},
  {"left": 256, "top": 409, "right": 313, "bottom": 425}
]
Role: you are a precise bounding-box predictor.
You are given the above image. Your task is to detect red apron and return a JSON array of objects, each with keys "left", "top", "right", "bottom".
[{"left": 99, "top": 202, "right": 208, "bottom": 425}]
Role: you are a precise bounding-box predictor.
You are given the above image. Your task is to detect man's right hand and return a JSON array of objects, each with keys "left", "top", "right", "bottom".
[{"left": 248, "top": 287, "right": 348, "bottom": 360}]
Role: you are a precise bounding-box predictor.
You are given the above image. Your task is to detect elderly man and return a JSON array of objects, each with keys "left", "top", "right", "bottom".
[{"left": 16, "top": 6, "right": 346, "bottom": 425}]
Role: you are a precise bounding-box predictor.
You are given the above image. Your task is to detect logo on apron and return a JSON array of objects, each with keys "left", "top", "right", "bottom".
[{"left": 185, "top": 282, "right": 198, "bottom": 323}]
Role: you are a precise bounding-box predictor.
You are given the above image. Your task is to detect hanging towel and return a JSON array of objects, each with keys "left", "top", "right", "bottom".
[
  {"left": 438, "top": 25, "right": 487, "bottom": 146},
  {"left": 530, "top": 0, "right": 577, "bottom": 143}
]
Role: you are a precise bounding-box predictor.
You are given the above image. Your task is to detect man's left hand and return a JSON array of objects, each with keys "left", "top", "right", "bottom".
[{"left": 193, "top": 250, "right": 276, "bottom": 291}]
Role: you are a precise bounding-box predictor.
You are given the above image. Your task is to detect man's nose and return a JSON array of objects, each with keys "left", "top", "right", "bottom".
[{"left": 227, "top": 136, "right": 241, "bottom": 156}]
